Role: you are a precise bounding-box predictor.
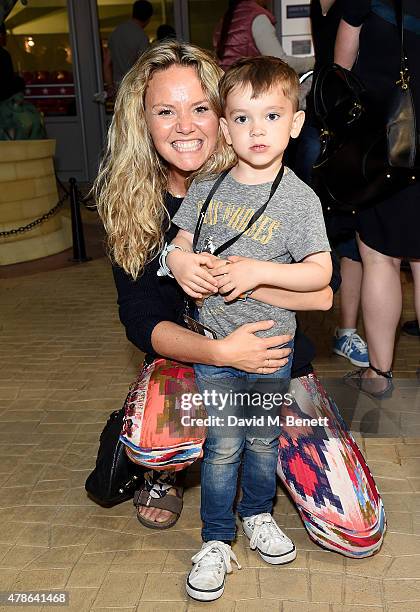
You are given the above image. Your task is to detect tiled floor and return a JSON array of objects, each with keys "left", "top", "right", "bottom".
[{"left": 1, "top": 244, "right": 420, "bottom": 611}]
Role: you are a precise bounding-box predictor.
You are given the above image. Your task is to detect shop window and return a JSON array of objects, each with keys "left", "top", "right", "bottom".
[
  {"left": 98, "top": 0, "right": 175, "bottom": 44},
  {"left": 188, "top": 0, "right": 234, "bottom": 51},
  {"left": 5, "top": 0, "right": 76, "bottom": 116},
  {"left": 188, "top": 1, "right": 275, "bottom": 51},
  {"left": 98, "top": 0, "right": 175, "bottom": 112}
]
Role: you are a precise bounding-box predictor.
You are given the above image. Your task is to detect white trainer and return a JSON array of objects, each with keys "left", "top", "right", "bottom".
[
  {"left": 186, "top": 540, "right": 241, "bottom": 602},
  {"left": 242, "top": 513, "right": 296, "bottom": 565}
]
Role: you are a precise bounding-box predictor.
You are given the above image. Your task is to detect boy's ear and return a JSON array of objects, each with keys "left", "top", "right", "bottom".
[
  {"left": 290, "top": 110, "right": 305, "bottom": 139},
  {"left": 220, "top": 117, "right": 232, "bottom": 145}
]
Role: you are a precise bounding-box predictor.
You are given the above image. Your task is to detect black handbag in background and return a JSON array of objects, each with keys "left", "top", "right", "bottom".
[
  {"left": 85, "top": 407, "right": 144, "bottom": 507},
  {"left": 312, "top": 0, "right": 419, "bottom": 213}
]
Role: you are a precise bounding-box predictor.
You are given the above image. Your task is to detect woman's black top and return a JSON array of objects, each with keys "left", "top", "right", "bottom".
[
  {"left": 341, "top": 0, "right": 420, "bottom": 258},
  {"left": 305, "top": 0, "right": 344, "bottom": 125},
  {"left": 112, "top": 193, "right": 341, "bottom": 379}
]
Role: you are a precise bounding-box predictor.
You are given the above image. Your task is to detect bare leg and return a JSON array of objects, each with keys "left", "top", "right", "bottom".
[
  {"left": 138, "top": 490, "right": 179, "bottom": 523},
  {"left": 137, "top": 470, "right": 180, "bottom": 524},
  {"left": 357, "top": 236, "right": 402, "bottom": 391},
  {"left": 409, "top": 260, "right": 420, "bottom": 324},
  {"left": 339, "top": 257, "right": 363, "bottom": 329}
]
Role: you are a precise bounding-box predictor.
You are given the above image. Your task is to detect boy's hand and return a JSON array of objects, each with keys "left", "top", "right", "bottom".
[
  {"left": 195, "top": 255, "right": 227, "bottom": 300},
  {"left": 167, "top": 250, "right": 219, "bottom": 299},
  {"left": 214, "top": 256, "right": 260, "bottom": 302}
]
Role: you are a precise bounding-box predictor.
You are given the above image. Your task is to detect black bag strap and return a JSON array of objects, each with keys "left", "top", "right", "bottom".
[
  {"left": 192, "top": 164, "right": 285, "bottom": 256},
  {"left": 395, "top": 0, "right": 404, "bottom": 57},
  {"left": 313, "top": 63, "right": 365, "bottom": 122},
  {"left": 394, "top": 0, "right": 410, "bottom": 89},
  {"left": 192, "top": 169, "right": 230, "bottom": 253}
]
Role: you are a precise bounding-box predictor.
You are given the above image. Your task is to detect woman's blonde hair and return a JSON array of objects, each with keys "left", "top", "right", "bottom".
[{"left": 94, "top": 40, "right": 235, "bottom": 279}]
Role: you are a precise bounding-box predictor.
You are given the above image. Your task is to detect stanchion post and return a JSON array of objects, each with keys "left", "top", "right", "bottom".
[{"left": 69, "top": 177, "right": 91, "bottom": 263}]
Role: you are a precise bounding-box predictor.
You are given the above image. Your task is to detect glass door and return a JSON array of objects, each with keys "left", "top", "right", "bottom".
[
  {"left": 187, "top": 0, "right": 226, "bottom": 51},
  {"left": 96, "top": 1, "right": 176, "bottom": 115},
  {"left": 4, "top": 0, "right": 87, "bottom": 179}
]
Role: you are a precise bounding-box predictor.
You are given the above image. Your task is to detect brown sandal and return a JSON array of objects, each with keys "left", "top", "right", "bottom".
[{"left": 133, "top": 485, "right": 184, "bottom": 530}]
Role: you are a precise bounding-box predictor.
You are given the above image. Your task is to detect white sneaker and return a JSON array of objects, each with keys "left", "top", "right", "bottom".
[
  {"left": 186, "top": 540, "right": 241, "bottom": 602},
  {"left": 242, "top": 513, "right": 296, "bottom": 565}
]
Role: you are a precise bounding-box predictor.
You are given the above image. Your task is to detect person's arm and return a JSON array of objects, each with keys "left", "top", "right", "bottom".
[
  {"left": 251, "top": 14, "right": 314, "bottom": 73},
  {"left": 249, "top": 285, "right": 332, "bottom": 311},
  {"left": 167, "top": 229, "right": 219, "bottom": 298},
  {"left": 249, "top": 247, "right": 342, "bottom": 310},
  {"left": 334, "top": 18, "right": 361, "bottom": 69},
  {"left": 151, "top": 320, "right": 292, "bottom": 373},
  {"left": 215, "top": 251, "right": 332, "bottom": 302},
  {"left": 205, "top": 250, "right": 340, "bottom": 310},
  {"left": 113, "top": 261, "right": 292, "bottom": 374}
]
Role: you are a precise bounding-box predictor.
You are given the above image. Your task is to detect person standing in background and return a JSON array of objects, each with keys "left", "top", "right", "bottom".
[
  {"left": 104, "top": 0, "right": 153, "bottom": 93},
  {"left": 214, "top": 0, "right": 314, "bottom": 74},
  {"left": 293, "top": 0, "right": 369, "bottom": 371},
  {"left": 335, "top": 0, "right": 420, "bottom": 398}
]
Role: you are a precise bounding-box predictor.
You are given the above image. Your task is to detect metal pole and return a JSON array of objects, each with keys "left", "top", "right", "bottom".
[{"left": 69, "top": 177, "right": 91, "bottom": 263}]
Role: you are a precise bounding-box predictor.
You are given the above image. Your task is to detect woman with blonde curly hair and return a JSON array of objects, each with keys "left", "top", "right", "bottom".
[
  {"left": 94, "top": 40, "right": 384, "bottom": 569},
  {"left": 95, "top": 39, "right": 295, "bottom": 527}
]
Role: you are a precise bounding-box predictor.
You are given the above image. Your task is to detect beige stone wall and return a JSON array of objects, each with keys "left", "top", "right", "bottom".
[{"left": 0, "top": 140, "right": 72, "bottom": 265}]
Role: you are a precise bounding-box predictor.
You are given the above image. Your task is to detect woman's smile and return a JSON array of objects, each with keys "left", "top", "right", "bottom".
[
  {"left": 171, "top": 139, "right": 204, "bottom": 152},
  {"left": 145, "top": 65, "right": 219, "bottom": 174}
]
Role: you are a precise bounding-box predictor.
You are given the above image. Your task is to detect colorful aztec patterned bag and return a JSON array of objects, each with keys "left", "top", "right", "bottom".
[{"left": 120, "top": 358, "right": 206, "bottom": 471}]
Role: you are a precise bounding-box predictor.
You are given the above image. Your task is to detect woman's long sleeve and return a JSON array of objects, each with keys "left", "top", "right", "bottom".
[
  {"left": 112, "top": 258, "right": 185, "bottom": 357},
  {"left": 251, "top": 14, "right": 314, "bottom": 73}
]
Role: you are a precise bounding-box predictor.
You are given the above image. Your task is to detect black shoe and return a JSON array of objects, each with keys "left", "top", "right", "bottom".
[
  {"left": 343, "top": 365, "right": 394, "bottom": 399},
  {"left": 402, "top": 320, "right": 420, "bottom": 337}
]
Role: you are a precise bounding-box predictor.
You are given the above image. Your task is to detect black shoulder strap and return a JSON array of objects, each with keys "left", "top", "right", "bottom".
[
  {"left": 394, "top": 0, "right": 410, "bottom": 87},
  {"left": 213, "top": 164, "right": 284, "bottom": 256},
  {"left": 192, "top": 170, "right": 230, "bottom": 253},
  {"left": 192, "top": 164, "right": 285, "bottom": 257},
  {"left": 394, "top": 0, "right": 404, "bottom": 47}
]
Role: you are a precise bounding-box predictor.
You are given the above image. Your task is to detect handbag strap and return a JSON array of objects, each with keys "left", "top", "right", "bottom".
[
  {"left": 313, "top": 63, "right": 365, "bottom": 121},
  {"left": 394, "top": 0, "right": 410, "bottom": 89}
]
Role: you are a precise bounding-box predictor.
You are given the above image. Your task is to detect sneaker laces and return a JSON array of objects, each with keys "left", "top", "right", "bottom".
[
  {"left": 191, "top": 541, "right": 241, "bottom": 574},
  {"left": 248, "top": 513, "right": 288, "bottom": 550},
  {"left": 346, "top": 333, "right": 367, "bottom": 353}
]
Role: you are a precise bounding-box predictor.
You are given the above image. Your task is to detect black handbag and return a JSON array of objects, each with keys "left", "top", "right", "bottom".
[
  {"left": 85, "top": 406, "right": 145, "bottom": 507},
  {"left": 312, "top": 0, "right": 419, "bottom": 213}
]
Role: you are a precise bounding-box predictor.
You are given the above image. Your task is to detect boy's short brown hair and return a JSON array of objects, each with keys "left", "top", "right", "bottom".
[{"left": 219, "top": 56, "right": 300, "bottom": 113}]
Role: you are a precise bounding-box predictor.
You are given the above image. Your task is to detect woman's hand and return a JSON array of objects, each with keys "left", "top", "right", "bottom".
[
  {"left": 167, "top": 250, "right": 218, "bottom": 299},
  {"left": 215, "top": 320, "right": 292, "bottom": 374},
  {"left": 213, "top": 256, "right": 260, "bottom": 301}
]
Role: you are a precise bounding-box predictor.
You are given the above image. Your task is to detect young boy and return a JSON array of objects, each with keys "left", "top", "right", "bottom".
[{"left": 161, "top": 57, "right": 331, "bottom": 602}]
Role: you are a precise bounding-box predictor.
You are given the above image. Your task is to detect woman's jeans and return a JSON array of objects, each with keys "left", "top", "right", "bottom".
[{"left": 194, "top": 340, "right": 294, "bottom": 542}]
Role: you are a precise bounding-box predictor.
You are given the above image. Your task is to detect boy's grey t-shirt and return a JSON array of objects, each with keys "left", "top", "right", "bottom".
[{"left": 172, "top": 169, "right": 331, "bottom": 338}]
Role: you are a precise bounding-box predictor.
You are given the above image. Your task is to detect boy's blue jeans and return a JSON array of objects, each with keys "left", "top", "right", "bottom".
[{"left": 194, "top": 340, "right": 293, "bottom": 543}]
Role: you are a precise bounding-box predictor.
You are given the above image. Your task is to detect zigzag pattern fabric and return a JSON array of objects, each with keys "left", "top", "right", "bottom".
[
  {"left": 120, "top": 359, "right": 205, "bottom": 471},
  {"left": 277, "top": 374, "right": 386, "bottom": 558},
  {"left": 120, "top": 360, "right": 385, "bottom": 557}
]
